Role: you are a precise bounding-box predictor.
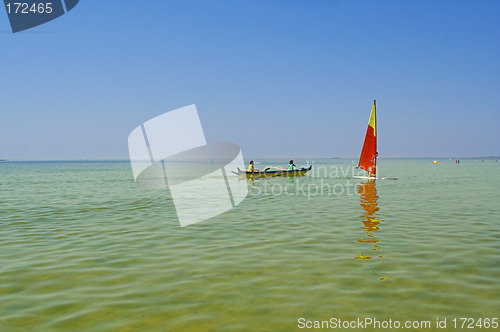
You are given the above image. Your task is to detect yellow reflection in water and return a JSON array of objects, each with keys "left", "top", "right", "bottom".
[{"left": 355, "top": 180, "right": 392, "bottom": 280}]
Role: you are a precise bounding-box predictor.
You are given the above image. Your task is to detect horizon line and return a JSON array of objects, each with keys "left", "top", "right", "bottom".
[{"left": 1, "top": 156, "right": 499, "bottom": 162}]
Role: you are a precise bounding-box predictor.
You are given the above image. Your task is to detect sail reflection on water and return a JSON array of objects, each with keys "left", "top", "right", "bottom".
[{"left": 355, "top": 180, "right": 392, "bottom": 280}]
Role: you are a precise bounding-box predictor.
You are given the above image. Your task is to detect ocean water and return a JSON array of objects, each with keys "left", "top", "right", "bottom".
[{"left": 1, "top": 159, "right": 499, "bottom": 331}]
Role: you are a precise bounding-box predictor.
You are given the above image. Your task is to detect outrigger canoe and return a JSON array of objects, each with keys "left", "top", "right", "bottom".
[{"left": 233, "top": 165, "right": 312, "bottom": 179}]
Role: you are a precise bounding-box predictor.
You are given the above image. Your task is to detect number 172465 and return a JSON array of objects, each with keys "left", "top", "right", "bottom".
[
  {"left": 453, "top": 318, "right": 498, "bottom": 329},
  {"left": 5, "top": 2, "right": 53, "bottom": 14}
]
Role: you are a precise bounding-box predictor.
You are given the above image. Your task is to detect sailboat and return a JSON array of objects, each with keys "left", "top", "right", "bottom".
[{"left": 353, "top": 100, "right": 398, "bottom": 180}]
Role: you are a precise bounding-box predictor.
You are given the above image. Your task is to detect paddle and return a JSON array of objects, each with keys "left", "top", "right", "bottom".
[{"left": 264, "top": 166, "right": 293, "bottom": 172}]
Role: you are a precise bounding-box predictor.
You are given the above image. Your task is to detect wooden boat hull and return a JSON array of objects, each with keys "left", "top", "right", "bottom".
[{"left": 234, "top": 166, "right": 312, "bottom": 178}]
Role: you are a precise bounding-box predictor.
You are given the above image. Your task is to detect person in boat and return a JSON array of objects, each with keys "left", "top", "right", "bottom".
[
  {"left": 248, "top": 160, "right": 259, "bottom": 173},
  {"left": 287, "top": 160, "right": 296, "bottom": 171}
]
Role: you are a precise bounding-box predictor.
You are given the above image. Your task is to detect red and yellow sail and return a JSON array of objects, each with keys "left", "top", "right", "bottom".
[{"left": 358, "top": 100, "right": 377, "bottom": 176}]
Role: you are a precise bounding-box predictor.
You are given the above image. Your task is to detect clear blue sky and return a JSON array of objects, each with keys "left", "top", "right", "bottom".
[{"left": 1, "top": 0, "right": 499, "bottom": 160}]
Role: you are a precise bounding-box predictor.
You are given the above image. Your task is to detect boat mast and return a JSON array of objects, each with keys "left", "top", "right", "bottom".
[
  {"left": 374, "top": 99, "right": 377, "bottom": 176},
  {"left": 357, "top": 100, "right": 378, "bottom": 177}
]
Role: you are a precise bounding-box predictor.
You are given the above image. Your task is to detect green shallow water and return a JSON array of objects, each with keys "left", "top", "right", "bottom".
[{"left": 1, "top": 159, "right": 499, "bottom": 331}]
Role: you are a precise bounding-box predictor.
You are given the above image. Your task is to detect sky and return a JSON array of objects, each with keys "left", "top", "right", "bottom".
[{"left": 1, "top": 0, "right": 499, "bottom": 160}]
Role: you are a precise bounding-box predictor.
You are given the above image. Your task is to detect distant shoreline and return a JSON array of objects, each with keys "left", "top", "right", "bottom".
[{"left": 1, "top": 156, "right": 499, "bottom": 162}]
